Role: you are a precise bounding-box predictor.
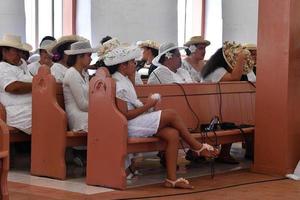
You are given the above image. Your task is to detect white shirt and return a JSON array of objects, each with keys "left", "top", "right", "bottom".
[
  {"left": 202, "top": 68, "right": 227, "bottom": 83},
  {"left": 28, "top": 61, "right": 42, "bottom": 76},
  {"left": 63, "top": 67, "right": 89, "bottom": 132},
  {"left": 147, "top": 64, "right": 193, "bottom": 84},
  {"left": 0, "top": 61, "right": 32, "bottom": 134},
  {"left": 51, "top": 63, "right": 68, "bottom": 82},
  {"left": 181, "top": 59, "right": 202, "bottom": 82}
]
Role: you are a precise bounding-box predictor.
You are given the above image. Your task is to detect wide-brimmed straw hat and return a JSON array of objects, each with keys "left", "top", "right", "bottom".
[
  {"left": 0, "top": 34, "right": 32, "bottom": 52},
  {"left": 137, "top": 40, "right": 160, "bottom": 50},
  {"left": 98, "top": 38, "right": 121, "bottom": 58},
  {"left": 222, "top": 41, "right": 254, "bottom": 74},
  {"left": 184, "top": 36, "right": 210, "bottom": 47},
  {"left": 35, "top": 39, "right": 57, "bottom": 54},
  {"left": 104, "top": 45, "right": 140, "bottom": 66},
  {"left": 152, "top": 42, "right": 186, "bottom": 66},
  {"left": 50, "top": 35, "right": 85, "bottom": 53},
  {"left": 64, "top": 40, "right": 97, "bottom": 55}
]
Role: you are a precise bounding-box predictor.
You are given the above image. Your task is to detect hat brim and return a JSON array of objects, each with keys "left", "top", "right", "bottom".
[
  {"left": 64, "top": 48, "right": 98, "bottom": 55},
  {"left": 152, "top": 46, "right": 187, "bottom": 66},
  {"left": 184, "top": 40, "right": 210, "bottom": 47},
  {"left": 50, "top": 35, "right": 84, "bottom": 53},
  {"left": 0, "top": 41, "right": 32, "bottom": 52},
  {"left": 104, "top": 46, "right": 140, "bottom": 66}
]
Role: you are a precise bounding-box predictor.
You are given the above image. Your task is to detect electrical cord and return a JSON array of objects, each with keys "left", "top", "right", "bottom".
[
  {"left": 115, "top": 177, "right": 287, "bottom": 200},
  {"left": 174, "top": 82, "right": 200, "bottom": 132}
]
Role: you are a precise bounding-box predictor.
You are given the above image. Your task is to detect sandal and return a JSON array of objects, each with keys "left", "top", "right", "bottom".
[
  {"left": 164, "top": 178, "right": 194, "bottom": 189},
  {"left": 192, "top": 143, "right": 219, "bottom": 159}
]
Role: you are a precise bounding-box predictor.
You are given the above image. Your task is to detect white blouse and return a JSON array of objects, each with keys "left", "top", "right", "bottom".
[
  {"left": 147, "top": 64, "right": 193, "bottom": 84},
  {"left": 63, "top": 67, "right": 89, "bottom": 132},
  {"left": 181, "top": 59, "right": 202, "bottom": 82},
  {"left": 0, "top": 61, "right": 32, "bottom": 134},
  {"left": 51, "top": 63, "right": 68, "bottom": 82}
]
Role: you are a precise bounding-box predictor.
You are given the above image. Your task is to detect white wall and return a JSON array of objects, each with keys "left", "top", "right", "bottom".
[
  {"left": 0, "top": 0, "right": 26, "bottom": 40},
  {"left": 90, "top": 0, "right": 178, "bottom": 46},
  {"left": 222, "top": 0, "right": 258, "bottom": 44}
]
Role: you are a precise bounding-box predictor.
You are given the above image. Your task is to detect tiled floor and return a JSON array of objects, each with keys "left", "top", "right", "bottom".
[{"left": 8, "top": 143, "right": 252, "bottom": 195}]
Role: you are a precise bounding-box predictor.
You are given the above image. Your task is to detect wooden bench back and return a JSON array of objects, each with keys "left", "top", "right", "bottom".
[
  {"left": 135, "top": 82, "right": 255, "bottom": 128},
  {"left": 31, "top": 65, "right": 68, "bottom": 179}
]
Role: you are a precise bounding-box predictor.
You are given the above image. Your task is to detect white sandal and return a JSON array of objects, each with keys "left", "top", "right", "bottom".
[
  {"left": 165, "top": 178, "right": 193, "bottom": 189},
  {"left": 192, "top": 143, "right": 219, "bottom": 158}
]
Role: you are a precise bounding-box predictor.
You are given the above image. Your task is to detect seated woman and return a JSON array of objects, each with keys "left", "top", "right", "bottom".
[
  {"left": 63, "top": 40, "right": 97, "bottom": 132},
  {"left": 103, "top": 45, "right": 219, "bottom": 189},
  {"left": 50, "top": 35, "right": 85, "bottom": 82},
  {"left": 182, "top": 36, "right": 210, "bottom": 82},
  {"left": 201, "top": 41, "right": 251, "bottom": 82}
]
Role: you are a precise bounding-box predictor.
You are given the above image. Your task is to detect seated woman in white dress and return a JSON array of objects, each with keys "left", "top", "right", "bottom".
[
  {"left": 181, "top": 36, "right": 210, "bottom": 82},
  {"left": 103, "top": 45, "right": 219, "bottom": 189},
  {"left": 50, "top": 35, "right": 85, "bottom": 82},
  {"left": 63, "top": 40, "right": 97, "bottom": 132}
]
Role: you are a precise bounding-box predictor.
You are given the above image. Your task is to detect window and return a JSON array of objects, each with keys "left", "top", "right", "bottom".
[
  {"left": 178, "top": 0, "right": 203, "bottom": 46},
  {"left": 25, "top": 0, "right": 62, "bottom": 49}
]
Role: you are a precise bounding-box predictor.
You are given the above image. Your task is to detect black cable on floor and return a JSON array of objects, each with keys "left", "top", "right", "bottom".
[{"left": 115, "top": 177, "right": 287, "bottom": 200}]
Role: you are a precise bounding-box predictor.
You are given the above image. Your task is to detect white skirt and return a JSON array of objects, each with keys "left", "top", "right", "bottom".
[{"left": 128, "top": 110, "right": 161, "bottom": 137}]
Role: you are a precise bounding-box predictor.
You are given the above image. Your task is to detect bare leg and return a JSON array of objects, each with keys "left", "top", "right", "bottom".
[
  {"left": 158, "top": 109, "right": 219, "bottom": 158},
  {"left": 156, "top": 127, "right": 193, "bottom": 189}
]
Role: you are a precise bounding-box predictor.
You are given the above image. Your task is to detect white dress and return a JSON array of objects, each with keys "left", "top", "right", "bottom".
[
  {"left": 112, "top": 72, "right": 161, "bottom": 137},
  {"left": 63, "top": 67, "right": 89, "bottom": 132},
  {"left": 0, "top": 61, "right": 32, "bottom": 134},
  {"left": 147, "top": 64, "right": 193, "bottom": 84},
  {"left": 51, "top": 63, "right": 68, "bottom": 82},
  {"left": 181, "top": 59, "right": 202, "bottom": 82}
]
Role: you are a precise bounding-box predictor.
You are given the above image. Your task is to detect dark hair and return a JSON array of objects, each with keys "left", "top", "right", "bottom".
[
  {"left": 185, "top": 48, "right": 192, "bottom": 56},
  {"left": 40, "top": 36, "right": 56, "bottom": 46},
  {"left": 54, "top": 41, "right": 74, "bottom": 62},
  {"left": 201, "top": 48, "right": 231, "bottom": 79},
  {"left": 105, "top": 64, "right": 119, "bottom": 75},
  {"left": 67, "top": 53, "right": 85, "bottom": 67},
  {"left": 94, "top": 59, "right": 106, "bottom": 69},
  {"left": 100, "top": 36, "right": 112, "bottom": 44},
  {"left": 21, "top": 50, "right": 30, "bottom": 60},
  {"left": 149, "top": 47, "right": 159, "bottom": 57},
  {"left": 158, "top": 49, "right": 178, "bottom": 64}
]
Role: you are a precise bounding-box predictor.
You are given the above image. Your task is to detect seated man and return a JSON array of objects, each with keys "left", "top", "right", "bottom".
[
  {"left": 0, "top": 34, "right": 33, "bottom": 134},
  {"left": 147, "top": 42, "right": 193, "bottom": 84}
]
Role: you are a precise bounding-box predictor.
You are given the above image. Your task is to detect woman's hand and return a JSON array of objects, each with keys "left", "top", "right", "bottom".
[{"left": 145, "top": 94, "right": 159, "bottom": 109}]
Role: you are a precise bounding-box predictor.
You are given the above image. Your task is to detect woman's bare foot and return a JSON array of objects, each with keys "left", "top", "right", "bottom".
[{"left": 193, "top": 143, "right": 220, "bottom": 159}]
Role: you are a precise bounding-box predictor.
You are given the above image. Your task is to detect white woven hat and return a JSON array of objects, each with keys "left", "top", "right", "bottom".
[
  {"left": 104, "top": 45, "right": 140, "bottom": 66},
  {"left": 50, "top": 35, "right": 85, "bottom": 53},
  {"left": 37, "top": 39, "right": 57, "bottom": 53},
  {"left": 137, "top": 40, "right": 160, "bottom": 50},
  {"left": 0, "top": 34, "right": 32, "bottom": 52},
  {"left": 64, "top": 40, "right": 97, "bottom": 55},
  {"left": 98, "top": 38, "right": 121, "bottom": 58},
  {"left": 152, "top": 42, "right": 186, "bottom": 66}
]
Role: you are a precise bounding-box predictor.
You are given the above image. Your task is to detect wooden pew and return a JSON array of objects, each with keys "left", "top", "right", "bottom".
[
  {"left": 86, "top": 68, "right": 255, "bottom": 190},
  {"left": 0, "top": 103, "right": 31, "bottom": 143},
  {"left": 30, "top": 66, "right": 87, "bottom": 180},
  {"left": 0, "top": 116, "right": 9, "bottom": 200}
]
